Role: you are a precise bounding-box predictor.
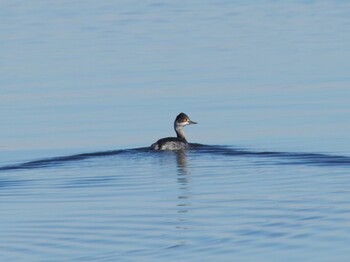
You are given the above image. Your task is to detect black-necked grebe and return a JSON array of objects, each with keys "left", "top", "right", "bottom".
[{"left": 150, "top": 112, "right": 198, "bottom": 150}]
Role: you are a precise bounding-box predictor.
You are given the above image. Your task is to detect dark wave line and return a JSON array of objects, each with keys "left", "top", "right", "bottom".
[
  {"left": 191, "top": 144, "right": 350, "bottom": 166},
  {"left": 0, "top": 148, "right": 150, "bottom": 171},
  {"left": 0, "top": 144, "right": 349, "bottom": 172}
]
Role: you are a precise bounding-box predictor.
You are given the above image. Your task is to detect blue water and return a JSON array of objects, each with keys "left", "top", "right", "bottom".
[{"left": 1, "top": 1, "right": 350, "bottom": 261}]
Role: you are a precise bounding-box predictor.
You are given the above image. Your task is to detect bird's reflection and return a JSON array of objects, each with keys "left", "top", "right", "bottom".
[
  {"left": 174, "top": 150, "right": 192, "bottom": 220},
  {"left": 176, "top": 150, "right": 189, "bottom": 176}
]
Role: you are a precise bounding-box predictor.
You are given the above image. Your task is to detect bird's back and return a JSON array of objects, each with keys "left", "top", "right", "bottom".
[{"left": 150, "top": 137, "right": 188, "bottom": 150}]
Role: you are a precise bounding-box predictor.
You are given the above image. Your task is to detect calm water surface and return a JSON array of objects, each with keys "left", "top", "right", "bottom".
[
  {"left": 1, "top": 146, "right": 350, "bottom": 261},
  {"left": 1, "top": 1, "right": 350, "bottom": 261}
]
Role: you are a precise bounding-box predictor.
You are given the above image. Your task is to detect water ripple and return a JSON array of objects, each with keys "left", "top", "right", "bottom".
[{"left": 1, "top": 145, "right": 349, "bottom": 172}]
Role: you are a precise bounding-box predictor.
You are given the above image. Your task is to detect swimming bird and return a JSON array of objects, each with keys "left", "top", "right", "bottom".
[{"left": 150, "top": 112, "right": 198, "bottom": 150}]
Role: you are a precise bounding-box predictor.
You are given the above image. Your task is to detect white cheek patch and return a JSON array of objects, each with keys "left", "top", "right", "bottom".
[{"left": 179, "top": 121, "right": 189, "bottom": 126}]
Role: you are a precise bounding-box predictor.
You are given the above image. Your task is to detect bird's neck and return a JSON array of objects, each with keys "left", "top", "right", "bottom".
[{"left": 174, "top": 124, "right": 187, "bottom": 141}]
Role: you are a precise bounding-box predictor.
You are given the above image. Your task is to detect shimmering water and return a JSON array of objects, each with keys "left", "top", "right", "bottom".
[
  {"left": 1, "top": 146, "right": 350, "bottom": 261},
  {"left": 1, "top": 1, "right": 350, "bottom": 261}
]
